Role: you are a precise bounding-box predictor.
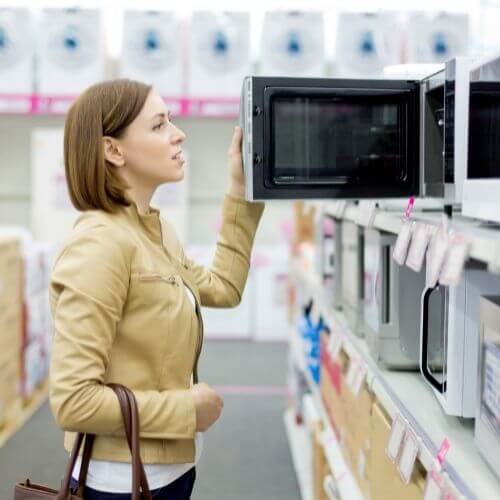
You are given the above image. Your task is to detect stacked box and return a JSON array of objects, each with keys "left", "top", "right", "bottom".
[
  {"left": 0, "top": 237, "right": 23, "bottom": 429},
  {"left": 312, "top": 422, "right": 329, "bottom": 500}
]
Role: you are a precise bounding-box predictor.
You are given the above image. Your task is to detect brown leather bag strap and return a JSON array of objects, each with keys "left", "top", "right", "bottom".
[
  {"left": 108, "top": 384, "right": 152, "bottom": 500},
  {"left": 55, "top": 432, "right": 87, "bottom": 500}
]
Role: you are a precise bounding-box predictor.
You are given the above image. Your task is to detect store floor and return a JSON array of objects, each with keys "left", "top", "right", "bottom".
[{"left": 0, "top": 340, "right": 300, "bottom": 500}]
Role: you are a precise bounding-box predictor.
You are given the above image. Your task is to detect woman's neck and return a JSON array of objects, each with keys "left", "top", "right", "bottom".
[{"left": 126, "top": 185, "right": 155, "bottom": 215}]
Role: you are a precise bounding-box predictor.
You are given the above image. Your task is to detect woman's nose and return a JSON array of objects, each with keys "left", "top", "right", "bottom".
[{"left": 170, "top": 124, "right": 186, "bottom": 143}]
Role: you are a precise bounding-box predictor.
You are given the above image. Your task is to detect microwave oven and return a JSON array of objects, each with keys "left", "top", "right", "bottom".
[
  {"left": 364, "top": 228, "right": 441, "bottom": 369},
  {"left": 421, "top": 57, "right": 474, "bottom": 204},
  {"left": 341, "top": 221, "right": 364, "bottom": 336},
  {"left": 240, "top": 76, "right": 421, "bottom": 201},
  {"left": 463, "top": 53, "right": 500, "bottom": 223},
  {"left": 476, "top": 296, "right": 500, "bottom": 479},
  {"left": 420, "top": 263, "right": 500, "bottom": 417}
]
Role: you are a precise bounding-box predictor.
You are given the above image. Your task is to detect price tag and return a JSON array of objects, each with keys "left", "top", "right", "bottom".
[
  {"left": 337, "top": 200, "right": 347, "bottom": 218},
  {"left": 406, "top": 223, "right": 432, "bottom": 272},
  {"left": 393, "top": 220, "right": 415, "bottom": 266},
  {"left": 357, "top": 201, "right": 377, "bottom": 227},
  {"left": 439, "top": 235, "right": 470, "bottom": 286},
  {"left": 427, "top": 228, "right": 450, "bottom": 288},
  {"left": 423, "top": 470, "right": 444, "bottom": 500},
  {"left": 351, "top": 363, "right": 367, "bottom": 397},
  {"left": 386, "top": 415, "right": 406, "bottom": 463},
  {"left": 328, "top": 332, "right": 343, "bottom": 359},
  {"left": 398, "top": 430, "right": 419, "bottom": 485}
]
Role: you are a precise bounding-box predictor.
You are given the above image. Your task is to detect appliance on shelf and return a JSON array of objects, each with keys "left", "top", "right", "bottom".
[
  {"left": 463, "top": 53, "right": 500, "bottom": 223},
  {"left": 259, "top": 11, "right": 325, "bottom": 77},
  {"left": 406, "top": 12, "right": 469, "bottom": 64},
  {"left": 121, "top": 10, "right": 184, "bottom": 97},
  {"left": 364, "top": 227, "right": 439, "bottom": 369},
  {"left": 420, "top": 57, "right": 475, "bottom": 204},
  {"left": 0, "top": 8, "right": 34, "bottom": 94},
  {"left": 333, "top": 12, "right": 402, "bottom": 78},
  {"left": 188, "top": 11, "right": 251, "bottom": 98},
  {"left": 37, "top": 8, "right": 105, "bottom": 96},
  {"left": 476, "top": 296, "right": 500, "bottom": 479},
  {"left": 341, "top": 221, "right": 364, "bottom": 337},
  {"left": 420, "top": 262, "right": 500, "bottom": 417}
]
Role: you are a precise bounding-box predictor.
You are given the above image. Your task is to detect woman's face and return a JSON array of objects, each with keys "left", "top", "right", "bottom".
[{"left": 118, "top": 90, "right": 186, "bottom": 189}]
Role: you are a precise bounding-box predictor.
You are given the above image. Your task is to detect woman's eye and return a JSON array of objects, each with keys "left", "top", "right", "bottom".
[{"left": 153, "top": 122, "right": 164, "bottom": 130}]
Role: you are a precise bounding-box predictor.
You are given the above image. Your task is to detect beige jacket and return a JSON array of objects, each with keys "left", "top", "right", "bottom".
[{"left": 49, "top": 194, "right": 264, "bottom": 464}]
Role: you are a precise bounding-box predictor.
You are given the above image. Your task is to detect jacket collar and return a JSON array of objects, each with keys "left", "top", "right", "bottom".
[{"left": 122, "top": 202, "right": 162, "bottom": 245}]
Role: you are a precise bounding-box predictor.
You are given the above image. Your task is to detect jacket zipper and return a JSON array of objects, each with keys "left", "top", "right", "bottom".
[{"left": 157, "top": 219, "right": 203, "bottom": 384}]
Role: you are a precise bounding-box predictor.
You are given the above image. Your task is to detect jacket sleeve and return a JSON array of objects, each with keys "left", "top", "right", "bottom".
[
  {"left": 183, "top": 194, "right": 264, "bottom": 308},
  {"left": 49, "top": 224, "right": 196, "bottom": 440}
]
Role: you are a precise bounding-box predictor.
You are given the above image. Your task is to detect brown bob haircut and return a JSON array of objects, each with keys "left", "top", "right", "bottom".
[{"left": 64, "top": 79, "right": 152, "bottom": 213}]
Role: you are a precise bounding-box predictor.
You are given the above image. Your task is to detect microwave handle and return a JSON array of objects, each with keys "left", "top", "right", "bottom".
[{"left": 421, "top": 286, "right": 446, "bottom": 394}]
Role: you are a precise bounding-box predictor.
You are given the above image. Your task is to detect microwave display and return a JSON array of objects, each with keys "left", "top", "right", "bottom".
[
  {"left": 467, "top": 82, "right": 500, "bottom": 179},
  {"left": 271, "top": 96, "right": 402, "bottom": 185}
]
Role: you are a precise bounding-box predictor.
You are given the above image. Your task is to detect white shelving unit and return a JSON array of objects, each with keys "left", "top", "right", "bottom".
[{"left": 291, "top": 258, "right": 499, "bottom": 500}]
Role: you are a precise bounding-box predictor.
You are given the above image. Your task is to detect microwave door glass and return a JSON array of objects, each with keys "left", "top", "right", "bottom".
[
  {"left": 468, "top": 84, "right": 500, "bottom": 179},
  {"left": 270, "top": 96, "right": 403, "bottom": 186}
]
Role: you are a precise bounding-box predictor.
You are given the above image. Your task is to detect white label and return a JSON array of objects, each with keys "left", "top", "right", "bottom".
[
  {"left": 386, "top": 415, "right": 406, "bottom": 463},
  {"left": 406, "top": 223, "right": 431, "bottom": 272},
  {"left": 357, "top": 201, "right": 377, "bottom": 227},
  {"left": 393, "top": 220, "right": 414, "bottom": 266},
  {"left": 427, "top": 229, "right": 450, "bottom": 288},
  {"left": 351, "top": 363, "right": 367, "bottom": 397},
  {"left": 328, "top": 332, "right": 343, "bottom": 359},
  {"left": 439, "top": 236, "right": 470, "bottom": 287},
  {"left": 398, "top": 430, "right": 419, "bottom": 485},
  {"left": 345, "top": 357, "right": 359, "bottom": 390},
  {"left": 424, "top": 470, "right": 444, "bottom": 500},
  {"left": 337, "top": 200, "right": 347, "bottom": 218}
]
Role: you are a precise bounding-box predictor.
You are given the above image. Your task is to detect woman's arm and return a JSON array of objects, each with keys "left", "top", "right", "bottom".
[{"left": 49, "top": 224, "right": 196, "bottom": 439}]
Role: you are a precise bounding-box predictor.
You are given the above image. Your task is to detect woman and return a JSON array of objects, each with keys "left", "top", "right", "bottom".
[{"left": 49, "top": 79, "right": 264, "bottom": 499}]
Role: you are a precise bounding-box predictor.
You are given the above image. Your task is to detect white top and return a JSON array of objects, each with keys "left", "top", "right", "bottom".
[{"left": 72, "top": 284, "right": 203, "bottom": 493}]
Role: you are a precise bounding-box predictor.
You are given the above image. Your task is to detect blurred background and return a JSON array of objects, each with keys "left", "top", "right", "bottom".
[{"left": 0, "top": 1, "right": 499, "bottom": 499}]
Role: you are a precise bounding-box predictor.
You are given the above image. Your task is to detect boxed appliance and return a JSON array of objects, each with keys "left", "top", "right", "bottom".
[
  {"left": 37, "top": 8, "right": 105, "bottom": 96},
  {"left": 188, "top": 11, "right": 251, "bottom": 98},
  {"left": 341, "top": 221, "right": 364, "bottom": 336},
  {"left": 0, "top": 355, "right": 21, "bottom": 430},
  {"left": 0, "top": 236, "right": 22, "bottom": 319},
  {"left": 475, "top": 296, "right": 500, "bottom": 478},
  {"left": 333, "top": 12, "right": 402, "bottom": 78},
  {"left": 420, "top": 262, "right": 500, "bottom": 417},
  {"left": 364, "top": 227, "right": 437, "bottom": 369},
  {"left": 259, "top": 11, "right": 325, "bottom": 77},
  {"left": 463, "top": 53, "right": 500, "bottom": 223},
  {"left": 21, "top": 338, "right": 46, "bottom": 401},
  {"left": 369, "top": 401, "right": 427, "bottom": 499},
  {"left": 312, "top": 421, "right": 329, "bottom": 500},
  {"left": 406, "top": 12, "right": 469, "bottom": 64},
  {"left": 121, "top": 10, "right": 184, "bottom": 97},
  {"left": 31, "top": 128, "right": 79, "bottom": 243},
  {"left": 0, "top": 8, "right": 34, "bottom": 94}
]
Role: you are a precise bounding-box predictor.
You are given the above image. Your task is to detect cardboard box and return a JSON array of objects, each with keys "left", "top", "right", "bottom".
[
  {"left": 0, "top": 237, "right": 22, "bottom": 315},
  {"left": 369, "top": 402, "right": 426, "bottom": 500},
  {"left": 312, "top": 422, "right": 329, "bottom": 500},
  {"left": 0, "top": 356, "right": 21, "bottom": 429},
  {"left": 0, "top": 308, "right": 22, "bottom": 367},
  {"left": 21, "top": 339, "right": 47, "bottom": 401}
]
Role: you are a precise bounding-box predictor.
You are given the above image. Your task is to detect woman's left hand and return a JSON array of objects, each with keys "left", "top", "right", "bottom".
[{"left": 227, "top": 126, "right": 245, "bottom": 199}]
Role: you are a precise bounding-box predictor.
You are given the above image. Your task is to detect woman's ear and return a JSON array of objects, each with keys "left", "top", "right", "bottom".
[{"left": 103, "top": 136, "right": 125, "bottom": 167}]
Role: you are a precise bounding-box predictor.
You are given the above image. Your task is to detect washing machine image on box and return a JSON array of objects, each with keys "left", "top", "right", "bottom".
[
  {"left": 37, "top": 8, "right": 105, "bottom": 95},
  {"left": 334, "top": 12, "right": 402, "bottom": 77},
  {"left": 406, "top": 12, "right": 469, "bottom": 63},
  {"left": 121, "top": 10, "right": 184, "bottom": 97},
  {"left": 259, "top": 11, "right": 325, "bottom": 77},
  {"left": 188, "top": 11, "right": 251, "bottom": 98},
  {"left": 0, "top": 8, "right": 34, "bottom": 94}
]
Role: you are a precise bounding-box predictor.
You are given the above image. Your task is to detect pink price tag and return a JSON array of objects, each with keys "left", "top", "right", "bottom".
[
  {"left": 436, "top": 438, "right": 450, "bottom": 465},
  {"left": 405, "top": 196, "right": 415, "bottom": 220},
  {"left": 406, "top": 223, "right": 431, "bottom": 272},
  {"left": 439, "top": 236, "right": 470, "bottom": 287},
  {"left": 393, "top": 220, "right": 414, "bottom": 266},
  {"left": 427, "top": 228, "right": 450, "bottom": 288},
  {"left": 424, "top": 469, "right": 444, "bottom": 500}
]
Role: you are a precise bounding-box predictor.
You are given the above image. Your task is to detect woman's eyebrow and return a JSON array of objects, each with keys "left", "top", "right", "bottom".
[{"left": 152, "top": 112, "right": 167, "bottom": 120}]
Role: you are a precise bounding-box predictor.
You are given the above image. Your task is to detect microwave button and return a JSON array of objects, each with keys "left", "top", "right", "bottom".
[
  {"left": 253, "top": 105, "right": 262, "bottom": 116},
  {"left": 254, "top": 154, "right": 262, "bottom": 165}
]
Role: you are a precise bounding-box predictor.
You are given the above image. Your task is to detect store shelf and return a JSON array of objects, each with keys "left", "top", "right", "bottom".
[
  {"left": 292, "top": 260, "right": 499, "bottom": 500},
  {"left": 323, "top": 201, "right": 500, "bottom": 273},
  {"left": 284, "top": 408, "right": 314, "bottom": 500},
  {"left": 289, "top": 328, "right": 364, "bottom": 500},
  {"left": 0, "top": 378, "right": 49, "bottom": 448},
  {"left": 0, "top": 94, "right": 240, "bottom": 118}
]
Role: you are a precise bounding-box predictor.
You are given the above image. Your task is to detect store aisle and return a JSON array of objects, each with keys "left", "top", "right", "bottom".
[{"left": 0, "top": 340, "right": 300, "bottom": 500}]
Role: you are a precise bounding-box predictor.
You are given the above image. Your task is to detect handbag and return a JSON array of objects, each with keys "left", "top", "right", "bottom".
[{"left": 14, "top": 384, "right": 153, "bottom": 500}]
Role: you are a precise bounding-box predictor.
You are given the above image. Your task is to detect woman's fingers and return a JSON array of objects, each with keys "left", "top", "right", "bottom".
[{"left": 228, "top": 126, "right": 243, "bottom": 157}]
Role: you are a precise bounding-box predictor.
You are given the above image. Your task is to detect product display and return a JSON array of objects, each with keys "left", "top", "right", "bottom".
[
  {"left": 121, "top": 10, "right": 184, "bottom": 97},
  {"left": 188, "top": 11, "right": 251, "bottom": 98},
  {"left": 259, "top": 11, "right": 325, "bottom": 77},
  {"left": 37, "top": 8, "right": 104, "bottom": 95},
  {"left": 0, "top": 8, "right": 34, "bottom": 94},
  {"left": 406, "top": 12, "right": 469, "bottom": 64},
  {"left": 334, "top": 12, "right": 402, "bottom": 77}
]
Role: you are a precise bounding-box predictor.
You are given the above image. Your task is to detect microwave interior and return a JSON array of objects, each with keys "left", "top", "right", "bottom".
[{"left": 252, "top": 79, "right": 421, "bottom": 199}]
